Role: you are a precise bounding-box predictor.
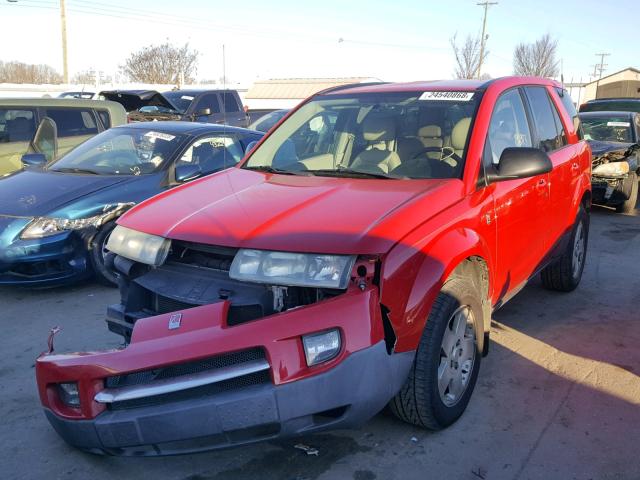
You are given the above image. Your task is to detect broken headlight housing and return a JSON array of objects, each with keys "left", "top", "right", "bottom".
[
  {"left": 106, "top": 225, "right": 171, "bottom": 266},
  {"left": 229, "top": 249, "right": 356, "bottom": 289},
  {"left": 21, "top": 214, "right": 107, "bottom": 239},
  {"left": 593, "top": 162, "right": 629, "bottom": 176}
]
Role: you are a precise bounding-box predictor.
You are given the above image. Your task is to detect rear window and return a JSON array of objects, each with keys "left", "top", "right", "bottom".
[
  {"left": 580, "top": 100, "right": 640, "bottom": 113},
  {"left": 0, "top": 109, "right": 36, "bottom": 143},
  {"left": 222, "top": 92, "right": 240, "bottom": 112},
  {"left": 44, "top": 108, "right": 99, "bottom": 138},
  {"left": 96, "top": 110, "right": 111, "bottom": 128}
]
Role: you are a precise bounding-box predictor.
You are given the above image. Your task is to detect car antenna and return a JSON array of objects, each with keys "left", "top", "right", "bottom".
[{"left": 222, "top": 43, "right": 227, "bottom": 169}]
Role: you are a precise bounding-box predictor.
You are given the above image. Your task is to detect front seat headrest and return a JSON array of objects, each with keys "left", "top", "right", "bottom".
[
  {"left": 362, "top": 114, "right": 395, "bottom": 142},
  {"left": 451, "top": 118, "right": 472, "bottom": 150}
]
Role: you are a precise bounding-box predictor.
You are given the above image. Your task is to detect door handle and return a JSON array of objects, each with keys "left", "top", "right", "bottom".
[
  {"left": 537, "top": 178, "right": 547, "bottom": 187},
  {"left": 571, "top": 162, "right": 579, "bottom": 170}
]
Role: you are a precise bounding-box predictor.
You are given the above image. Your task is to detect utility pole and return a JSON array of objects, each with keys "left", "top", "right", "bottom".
[
  {"left": 476, "top": 1, "right": 498, "bottom": 79},
  {"left": 60, "top": 0, "right": 69, "bottom": 83},
  {"left": 594, "top": 52, "right": 610, "bottom": 98}
]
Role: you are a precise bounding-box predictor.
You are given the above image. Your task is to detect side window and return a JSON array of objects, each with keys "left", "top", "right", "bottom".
[
  {"left": 194, "top": 94, "right": 220, "bottom": 114},
  {"left": 96, "top": 110, "right": 111, "bottom": 129},
  {"left": 555, "top": 87, "right": 583, "bottom": 139},
  {"left": 549, "top": 99, "right": 568, "bottom": 147},
  {"left": 222, "top": 92, "right": 240, "bottom": 112},
  {"left": 486, "top": 89, "right": 532, "bottom": 164},
  {"left": 523, "top": 87, "right": 563, "bottom": 152},
  {"left": 176, "top": 135, "right": 243, "bottom": 174},
  {"left": 0, "top": 109, "right": 36, "bottom": 143},
  {"left": 44, "top": 108, "right": 98, "bottom": 137}
]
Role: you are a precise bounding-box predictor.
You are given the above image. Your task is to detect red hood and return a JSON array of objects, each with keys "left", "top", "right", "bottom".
[{"left": 118, "top": 168, "right": 463, "bottom": 254}]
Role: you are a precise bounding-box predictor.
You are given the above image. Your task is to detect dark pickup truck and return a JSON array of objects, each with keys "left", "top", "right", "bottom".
[{"left": 100, "top": 89, "right": 250, "bottom": 128}]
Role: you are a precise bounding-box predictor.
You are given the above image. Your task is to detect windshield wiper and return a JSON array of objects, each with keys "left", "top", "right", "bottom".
[
  {"left": 243, "top": 165, "right": 311, "bottom": 176},
  {"left": 50, "top": 167, "right": 100, "bottom": 175},
  {"left": 307, "top": 167, "right": 397, "bottom": 179}
]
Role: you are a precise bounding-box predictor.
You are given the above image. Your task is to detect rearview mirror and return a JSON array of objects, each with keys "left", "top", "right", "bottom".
[
  {"left": 21, "top": 153, "right": 47, "bottom": 167},
  {"left": 175, "top": 164, "right": 202, "bottom": 182},
  {"left": 30, "top": 117, "right": 58, "bottom": 163},
  {"left": 486, "top": 147, "right": 552, "bottom": 184}
]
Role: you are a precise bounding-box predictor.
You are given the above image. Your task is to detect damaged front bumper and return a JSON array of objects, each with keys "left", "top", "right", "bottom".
[
  {"left": 36, "top": 288, "right": 414, "bottom": 456},
  {"left": 591, "top": 173, "right": 635, "bottom": 206}
]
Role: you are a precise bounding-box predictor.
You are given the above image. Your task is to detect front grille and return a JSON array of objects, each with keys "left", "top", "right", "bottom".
[
  {"left": 105, "top": 347, "right": 267, "bottom": 388},
  {"left": 154, "top": 293, "right": 198, "bottom": 314}
]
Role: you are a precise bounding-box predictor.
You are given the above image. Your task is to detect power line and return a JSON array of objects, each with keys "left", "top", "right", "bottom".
[{"left": 476, "top": 1, "right": 498, "bottom": 79}]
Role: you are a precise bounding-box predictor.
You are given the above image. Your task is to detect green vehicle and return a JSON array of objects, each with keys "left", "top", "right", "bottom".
[{"left": 0, "top": 98, "right": 126, "bottom": 176}]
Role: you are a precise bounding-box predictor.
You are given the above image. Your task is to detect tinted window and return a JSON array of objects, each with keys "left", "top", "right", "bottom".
[
  {"left": 44, "top": 108, "right": 98, "bottom": 138},
  {"left": 580, "top": 100, "right": 640, "bottom": 113},
  {"left": 0, "top": 109, "right": 36, "bottom": 143},
  {"left": 162, "top": 91, "right": 195, "bottom": 113},
  {"left": 222, "top": 92, "right": 240, "bottom": 112},
  {"left": 486, "top": 89, "right": 532, "bottom": 164},
  {"left": 555, "top": 88, "right": 583, "bottom": 139},
  {"left": 177, "top": 135, "right": 244, "bottom": 174},
  {"left": 524, "top": 87, "right": 563, "bottom": 152},
  {"left": 96, "top": 110, "right": 111, "bottom": 128},
  {"left": 195, "top": 94, "right": 220, "bottom": 114},
  {"left": 549, "top": 98, "right": 567, "bottom": 147}
]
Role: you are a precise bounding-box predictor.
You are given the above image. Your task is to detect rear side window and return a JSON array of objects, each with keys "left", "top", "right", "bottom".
[
  {"left": 523, "top": 87, "right": 564, "bottom": 152},
  {"left": 555, "top": 88, "right": 583, "bottom": 140},
  {"left": 195, "top": 94, "right": 220, "bottom": 113},
  {"left": 222, "top": 92, "right": 240, "bottom": 112},
  {"left": 0, "top": 109, "right": 36, "bottom": 143},
  {"left": 96, "top": 110, "right": 111, "bottom": 128},
  {"left": 486, "top": 88, "right": 532, "bottom": 164},
  {"left": 44, "top": 108, "right": 99, "bottom": 138}
]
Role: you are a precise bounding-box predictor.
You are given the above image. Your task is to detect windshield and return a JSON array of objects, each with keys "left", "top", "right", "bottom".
[
  {"left": 48, "top": 127, "right": 187, "bottom": 175},
  {"left": 161, "top": 91, "right": 195, "bottom": 113},
  {"left": 243, "top": 91, "right": 480, "bottom": 179},
  {"left": 580, "top": 101, "right": 640, "bottom": 113},
  {"left": 581, "top": 116, "right": 634, "bottom": 143}
]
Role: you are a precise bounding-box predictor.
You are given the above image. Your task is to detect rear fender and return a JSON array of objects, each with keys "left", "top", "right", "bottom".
[{"left": 381, "top": 227, "right": 493, "bottom": 353}]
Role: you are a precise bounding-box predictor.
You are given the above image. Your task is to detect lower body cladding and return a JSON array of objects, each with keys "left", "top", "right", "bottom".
[
  {"left": 0, "top": 220, "right": 94, "bottom": 287},
  {"left": 36, "top": 289, "right": 414, "bottom": 456}
]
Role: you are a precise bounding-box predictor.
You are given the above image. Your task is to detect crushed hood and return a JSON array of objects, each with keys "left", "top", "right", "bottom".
[
  {"left": 587, "top": 139, "right": 634, "bottom": 158},
  {"left": 99, "top": 90, "right": 179, "bottom": 113},
  {"left": 118, "top": 168, "right": 463, "bottom": 255}
]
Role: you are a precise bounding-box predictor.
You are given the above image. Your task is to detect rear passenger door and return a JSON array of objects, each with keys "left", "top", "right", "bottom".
[
  {"left": 485, "top": 88, "right": 550, "bottom": 294},
  {"left": 0, "top": 108, "right": 37, "bottom": 175},
  {"left": 43, "top": 107, "right": 100, "bottom": 157},
  {"left": 522, "top": 86, "right": 576, "bottom": 255},
  {"left": 221, "top": 92, "right": 248, "bottom": 127}
]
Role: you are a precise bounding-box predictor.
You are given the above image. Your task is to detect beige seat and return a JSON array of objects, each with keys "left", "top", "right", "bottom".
[
  {"left": 417, "top": 125, "right": 443, "bottom": 159},
  {"left": 443, "top": 117, "right": 471, "bottom": 169},
  {"left": 351, "top": 114, "right": 401, "bottom": 174}
]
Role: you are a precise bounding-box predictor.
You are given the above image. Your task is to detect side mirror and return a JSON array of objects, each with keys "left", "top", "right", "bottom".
[
  {"left": 21, "top": 153, "right": 47, "bottom": 167},
  {"left": 30, "top": 117, "right": 58, "bottom": 163},
  {"left": 486, "top": 147, "right": 552, "bottom": 184},
  {"left": 175, "top": 163, "right": 202, "bottom": 182},
  {"left": 196, "top": 108, "right": 211, "bottom": 116}
]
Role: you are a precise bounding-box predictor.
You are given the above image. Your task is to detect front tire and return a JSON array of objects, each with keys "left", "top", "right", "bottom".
[
  {"left": 616, "top": 172, "right": 638, "bottom": 214},
  {"left": 541, "top": 205, "right": 589, "bottom": 292},
  {"left": 389, "top": 277, "right": 483, "bottom": 430},
  {"left": 89, "top": 221, "right": 118, "bottom": 287}
]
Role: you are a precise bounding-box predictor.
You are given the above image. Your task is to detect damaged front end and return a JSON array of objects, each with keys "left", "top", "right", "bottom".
[
  {"left": 36, "top": 230, "right": 414, "bottom": 455},
  {"left": 591, "top": 143, "right": 639, "bottom": 206}
]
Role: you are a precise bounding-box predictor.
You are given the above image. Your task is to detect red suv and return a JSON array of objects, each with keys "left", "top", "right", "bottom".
[{"left": 36, "top": 77, "right": 591, "bottom": 455}]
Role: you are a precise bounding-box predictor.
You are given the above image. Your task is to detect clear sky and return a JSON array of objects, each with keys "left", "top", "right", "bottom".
[{"left": 0, "top": 0, "right": 637, "bottom": 84}]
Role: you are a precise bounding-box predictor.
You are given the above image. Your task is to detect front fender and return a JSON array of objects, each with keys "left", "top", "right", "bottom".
[{"left": 381, "top": 226, "right": 494, "bottom": 353}]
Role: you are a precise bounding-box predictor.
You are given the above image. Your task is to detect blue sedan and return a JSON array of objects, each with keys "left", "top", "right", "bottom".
[{"left": 0, "top": 122, "right": 263, "bottom": 287}]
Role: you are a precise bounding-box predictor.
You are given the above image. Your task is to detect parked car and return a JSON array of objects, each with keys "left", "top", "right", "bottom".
[
  {"left": 580, "top": 110, "right": 639, "bottom": 213},
  {"left": 58, "top": 91, "right": 97, "bottom": 100},
  {"left": 0, "top": 122, "right": 263, "bottom": 287},
  {"left": 100, "top": 89, "right": 250, "bottom": 127},
  {"left": 579, "top": 97, "right": 640, "bottom": 114},
  {"left": 0, "top": 98, "right": 126, "bottom": 176},
  {"left": 248, "top": 109, "right": 290, "bottom": 132},
  {"left": 36, "top": 77, "right": 591, "bottom": 455}
]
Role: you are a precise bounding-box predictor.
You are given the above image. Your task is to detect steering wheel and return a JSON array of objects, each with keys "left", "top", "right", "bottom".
[{"left": 410, "top": 146, "right": 444, "bottom": 160}]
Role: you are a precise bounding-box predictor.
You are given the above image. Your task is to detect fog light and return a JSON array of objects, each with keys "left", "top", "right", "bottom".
[
  {"left": 302, "top": 329, "right": 341, "bottom": 366},
  {"left": 58, "top": 382, "right": 80, "bottom": 407}
]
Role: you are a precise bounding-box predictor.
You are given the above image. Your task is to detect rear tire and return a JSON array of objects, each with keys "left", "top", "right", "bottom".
[
  {"left": 616, "top": 172, "right": 638, "bottom": 214},
  {"left": 389, "top": 277, "right": 483, "bottom": 430},
  {"left": 541, "top": 205, "right": 588, "bottom": 292},
  {"left": 89, "top": 221, "right": 118, "bottom": 287}
]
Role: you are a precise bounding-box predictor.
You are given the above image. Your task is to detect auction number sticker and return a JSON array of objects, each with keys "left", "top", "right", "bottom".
[
  {"left": 607, "top": 121, "right": 630, "bottom": 127},
  {"left": 144, "top": 131, "right": 176, "bottom": 142},
  {"left": 419, "top": 91, "right": 474, "bottom": 101}
]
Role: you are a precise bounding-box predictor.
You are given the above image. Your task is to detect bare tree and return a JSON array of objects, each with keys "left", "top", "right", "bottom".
[
  {"left": 121, "top": 43, "right": 199, "bottom": 84},
  {"left": 513, "top": 34, "right": 559, "bottom": 78},
  {"left": 0, "top": 61, "right": 63, "bottom": 84},
  {"left": 450, "top": 33, "right": 486, "bottom": 79}
]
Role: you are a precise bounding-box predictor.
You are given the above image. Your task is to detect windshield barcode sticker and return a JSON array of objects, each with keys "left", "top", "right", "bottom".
[
  {"left": 607, "top": 121, "right": 630, "bottom": 127},
  {"left": 144, "top": 131, "right": 176, "bottom": 142},
  {"left": 419, "top": 91, "right": 474, "bottom": 101}
]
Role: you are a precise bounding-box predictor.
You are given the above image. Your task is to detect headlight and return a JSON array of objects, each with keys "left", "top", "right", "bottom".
[
  {"left": 229, "top": 249, "right": 356, "bottom": 289},
  {"left": 106, "top": 225, "right": 171, "bottom": 266},
  {"left": 303, "top": 329, "right": 341, "bottom": 366},
  {"left": 20, "top": 214, "right": 106, "bottom": 239},
  {"left": 593, "top": 162, "right": 629, "bottom": 176}
]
